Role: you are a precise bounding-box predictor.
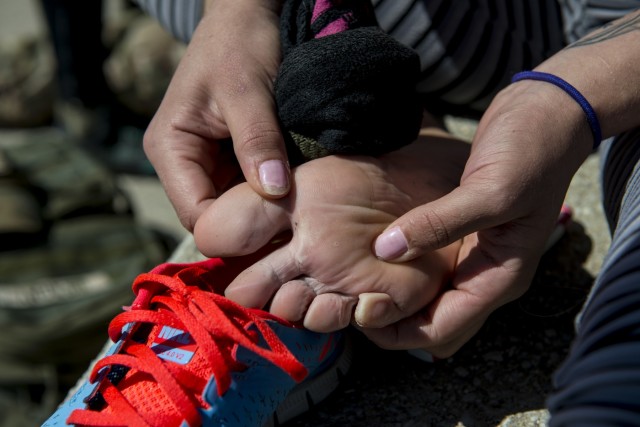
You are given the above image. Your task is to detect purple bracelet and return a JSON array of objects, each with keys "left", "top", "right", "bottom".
[{"left": 511, "top": 71, "right": 602, "bottom": 150}]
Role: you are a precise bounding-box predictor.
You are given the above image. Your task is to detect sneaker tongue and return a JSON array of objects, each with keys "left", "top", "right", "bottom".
[{"left": 150, "top": 325, "right": 197, "bottom": 365}]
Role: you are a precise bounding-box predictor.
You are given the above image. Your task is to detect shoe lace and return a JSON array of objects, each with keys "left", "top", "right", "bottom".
[{"left": 67, "top": 263, "right": 308, "bottom": 427}]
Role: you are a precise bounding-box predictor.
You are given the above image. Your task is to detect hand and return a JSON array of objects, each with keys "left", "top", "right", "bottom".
[
  {"left": 193, "top": 129, "right": 469, "bottom": 332},
  {"left": 363, "top": 82, "right": 594, "bottom": 358},
  {"left": 143, "top": 0, "right": 290, "bottom": 232},
  {"left": 364, "top": 10, "right": 640, "bottom": 358}
]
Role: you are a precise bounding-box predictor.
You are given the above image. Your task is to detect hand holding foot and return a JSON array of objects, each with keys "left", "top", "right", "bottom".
[{"left": 194, "top": 130, "right": 469, "bottom": 333}]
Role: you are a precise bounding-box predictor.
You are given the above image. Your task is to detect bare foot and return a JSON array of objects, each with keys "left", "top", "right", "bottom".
[{"left": 194, "top": 130, "right": 469, "bottom": 332}]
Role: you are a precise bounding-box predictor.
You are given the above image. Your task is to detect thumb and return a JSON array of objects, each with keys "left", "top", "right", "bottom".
[
  {"left": 374, "top": 185, "right": 504, "bottom": 262},
  {"left": 223, "top": 86, "right": 292, "bottom": 199}
]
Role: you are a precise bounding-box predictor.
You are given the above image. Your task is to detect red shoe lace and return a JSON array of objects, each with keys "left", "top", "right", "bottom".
[{"left": 67, "top": 262, "right": 308, "bottom": 427}]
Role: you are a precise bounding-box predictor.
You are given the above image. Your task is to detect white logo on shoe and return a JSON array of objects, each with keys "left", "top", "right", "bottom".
[{"left": 151, "top": 325, "right": 196, "bottom": 365}]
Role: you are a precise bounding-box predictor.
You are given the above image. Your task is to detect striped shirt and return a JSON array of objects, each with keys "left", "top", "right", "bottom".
[{"left": 134, "top": 0, "right": 639, "bottom": 114}]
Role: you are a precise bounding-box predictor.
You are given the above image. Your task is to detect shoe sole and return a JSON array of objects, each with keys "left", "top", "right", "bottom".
[{"left": 265, "top": 332, "right": 354, "bottom": 426}]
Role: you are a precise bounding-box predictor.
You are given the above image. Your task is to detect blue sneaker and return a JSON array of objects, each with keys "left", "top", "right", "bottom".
[{"left": 42, "top": 258, "right": 351, "bottom": 427}]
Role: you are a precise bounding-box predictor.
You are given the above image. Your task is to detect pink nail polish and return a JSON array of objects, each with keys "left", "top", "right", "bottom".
[
  {"left": 374, "top": 226, "right": 408, "bottom": 260},
  {"left": 259, "top": 160, "right": 289, "bottom": 196}
]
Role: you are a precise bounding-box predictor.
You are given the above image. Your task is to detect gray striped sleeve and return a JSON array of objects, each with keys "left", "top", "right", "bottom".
[
  {"left": 558, "top": 0, "right": 640, "bottom": 42},
  {"left": 372, "top": 0, "right": 565, "bottom": 114},
  {"left": 134, "top": 0, "right": 203, "bottom": 43},
  {"left": 548, "top": 128, "right": 640, "bottom": 426}
]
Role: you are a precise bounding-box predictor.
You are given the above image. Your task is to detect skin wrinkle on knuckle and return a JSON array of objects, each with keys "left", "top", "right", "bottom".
[
  {"left": 236, "top": 125, "right": 282, "bottom": 155},
  {"left": 260, "top": 262, "right": 288, "bottom": 285},
  {"left": 300, "top": 276, "right": 323, "bottom": 295},
  {"left": 250, "top": 259, "right": 288, "bottom": 289},
  {"left": 411, "top": 208, "right": 450, "bottom": 250},
  {"left": 268, "top": 247, "right": 301, "bottom": 287},
  {"left": 173, "top": 100, "right": 223, "bottom": 139}
]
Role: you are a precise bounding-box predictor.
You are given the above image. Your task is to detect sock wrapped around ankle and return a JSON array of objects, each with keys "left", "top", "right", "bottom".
[{"left": 276, "top": 0, "right": 422, "bottom": 164}]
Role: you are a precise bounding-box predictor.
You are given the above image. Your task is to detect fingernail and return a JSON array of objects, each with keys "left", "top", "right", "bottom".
[
  {"left": 259, "top": 160, "right": 289, "bottom": 196},
  {"left": 375, "top": 226, "right": 408, "bottom": 260}
]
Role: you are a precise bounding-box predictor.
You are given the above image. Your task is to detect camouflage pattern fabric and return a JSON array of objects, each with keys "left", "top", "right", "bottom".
[
  {"left": 0, "top": 149, "right": 44, "bottom": 249},
  {"left": 0, "top": 128, "right": 121, "bottom": 221},
  {"left": 0, "top": 37, "right": 55, "bottom": 128},
  {"left": 104, "top": 15, "right": 185, "bottom": 118},
  {"left": 0, "top": 128, "right": 173, "bottom": 426}
]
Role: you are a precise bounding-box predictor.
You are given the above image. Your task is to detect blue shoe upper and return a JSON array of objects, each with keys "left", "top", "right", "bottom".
[{"left": 43, "top": 319, "right": 343, "bottom": 427}]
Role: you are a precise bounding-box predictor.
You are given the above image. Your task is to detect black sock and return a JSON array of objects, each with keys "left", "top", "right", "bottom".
[{"left": 276, "top": 0, "right": 423, "bottom": 164}]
